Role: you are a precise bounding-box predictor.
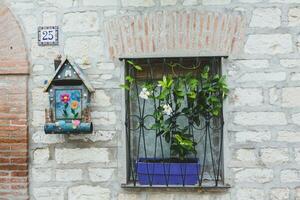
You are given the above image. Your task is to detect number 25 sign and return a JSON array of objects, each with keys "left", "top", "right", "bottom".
[{"left": 38, "top": 26, "right": 59, "bottom": 46}]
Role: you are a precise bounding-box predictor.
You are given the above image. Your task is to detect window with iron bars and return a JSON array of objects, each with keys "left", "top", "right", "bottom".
[{"left": 122, "top": 57, "right": 228, "bottom": 189}]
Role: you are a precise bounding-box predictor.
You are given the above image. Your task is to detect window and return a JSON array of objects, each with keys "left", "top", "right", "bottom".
[{"left": 122, "top": 57, "right": 228, "bottom": 188}]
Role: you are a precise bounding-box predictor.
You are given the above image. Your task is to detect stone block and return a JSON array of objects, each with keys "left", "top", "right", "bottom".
[
  {"left": 33, "top": 148, "right": 50, "bottom": 164},
  {"left": 236, "top": 149, "right": 256, "bottom": 162},
  {"left": 231, "top": 88, "right": 263, "bottom": 106},
  {"left": 235, "top": 168, "right": 273, "bottom": 183},
  {"left": 118, "top": 193, "right": 139, "bottom": 200},
  {"left": 238, "top": 0, "right": 262, "bottom": 2},
  {"left": 63, "top": 12, "right": 99, "bottom": 32},
  {"left": 269, "top": 88, "right": 281, "bottom": 105},
  {"left": 68, "top": 130, "right": 116, "bottom": 142},
  {"left": 91, "top": 111, "right": 117, "bottom": 125},
  {"left": 282, "top": 87, "right": 300, "bottom": 107},
  {"left": 237, "top": 72, "right": 286, "bottom": 83},
  {"left": 68, "top": 185, "right": 110, "bottom": 200},
  {"left": 32, "top": 131, "right": 65, "bottom": 144},
  {"left": 280, "top": 59, "right": 300, "bottom": 68},
  {"left": 250, "top": 8, "right": 281, "bottom": 28},
  {"left": 95, "top": 90, "right": 111, "bottom": 107},
  {"left": 232, "top": 59, "right": 269, "bottom": 69},
  {"left": 183, "top": 0, "right": 198, "bottom": 5},
  {"left": 234, "top": 112, "right": 287, "bottom": 126},
  {"left": 235, "top": 131, "right": 271, "bottom": 143},
  {"left": 55, "top": 148, "right": 109, "bottom": 164},
  {"left": 83, "top": 0, "right": 118, "bottom": 6},
  {"left": 32, "top": 110, "right": 45, "bottom": 127},
  {"left": 270, "top": 188, "right": 289, "bottom": 200},
  {"left": 32, "top": 168, "right": 52, "bottom": 182},
  {"left": 33, "top": 187, "right": 64, "bottom": 200},
  {"left": 236, "top": 188, "right": 264, "bottom": 200},
  {"left": 281, "top": 169, "right": 300, "bottom": 182},
  {"left": 160, "top": 0, "right": 177, "bottom": 5},
  {"left": 56, "top": 169, "right": 82, "bottom": 181},
  {"left": 292, "top": 113, "right": 300, "bottom": 125},
  {"left": 260, "top": 148, "right": 289, "bottom": 164},
  {"left": 38, "top": 0, "right": 78, "bottom": 8},
  {"left": 121, "top": 0, "right": 155, "bottom": 6},
  {"left": 245, "top": 34, "right": 293, "bottom": 54},
  {"left": 277, "top": 131, "right": 300, "bottom": 142},
  {"left": 43, "top": 12, "right": 57, "bottom": 26},
  {"left": 289, "top": 8, "right": 300, "bottom": 26},
  {"left": 64, "top": 36, "right": 103, "bottom": 61},
  {"left": 202, "top": 0, "right": 231, "bottom": 4},
  {"left": 88, "top": 168, "right": 114, "bottom": 182}
]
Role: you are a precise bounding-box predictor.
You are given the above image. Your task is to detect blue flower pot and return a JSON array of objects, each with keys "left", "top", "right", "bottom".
[{"left": 136, "top": 158, "right": 200, "bottom": 185}]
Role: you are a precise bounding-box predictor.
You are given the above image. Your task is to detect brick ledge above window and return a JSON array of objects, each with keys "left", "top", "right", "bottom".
[{"left": 104, "top": 10, "right": 246, "bottom": 59}]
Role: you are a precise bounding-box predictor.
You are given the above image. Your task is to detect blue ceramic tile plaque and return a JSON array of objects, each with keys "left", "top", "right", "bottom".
[
  {"left": 38, "top": 26, "right": 59, "bottom": 46},
  {"left": 55, "top": 89, "right": 82, "bottom": 120}
]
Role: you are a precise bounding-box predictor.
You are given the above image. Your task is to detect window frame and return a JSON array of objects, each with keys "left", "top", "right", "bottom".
[{"left": 119, "top": 56, "right": 230, "bottom": 190}]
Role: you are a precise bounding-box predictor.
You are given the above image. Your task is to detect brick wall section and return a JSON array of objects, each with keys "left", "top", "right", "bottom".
[
  {"left": 105, "top": 10, "right": 246, "bottom": 58},
  {"left": 0, "top": 6, "right": 29, "bottom": 200}
]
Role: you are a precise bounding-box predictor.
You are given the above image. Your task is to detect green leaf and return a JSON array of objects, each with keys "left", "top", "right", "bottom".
[
  {"left": 63, "top": 110, "right": 68, "bottom": 117},
  {"left": 134, "top": 65, "right": 142, "bottom": 71},
  {"left": 151, "top": 123, "right": 161, "bottom": 130},
  {"left": 119, "top": 84, "right": 130, "bottom": 90},
  {"left": 189, "top": 78, "right": 198, "bottom": 89},
  {"left": 157, "top": 89, "right": 169, "bottom": 100},
  {"left": 127, "top": 60, "right": 142, "bottom": 71},
  {"left": 125, "top": 76, "right": 134, "bottom": 83},
  {"left": 188, "top": 91, "right": 196, "bottom": 99},
  {"left": 167, "top": 79, "right": 173, "bottom": 88},
  {"left": 175, "top": 90, "right": 185, "bottom": 97},
  {"left": 212, "top": 109, "right": 219, "bottom": 116},
  {"left": 163, "top": 75, "right": 167, "bottom": 83}
]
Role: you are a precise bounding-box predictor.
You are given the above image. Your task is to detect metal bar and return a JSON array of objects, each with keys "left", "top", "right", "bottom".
[{"left": 124, "top": 57, "right": 225, "bottom": 188}]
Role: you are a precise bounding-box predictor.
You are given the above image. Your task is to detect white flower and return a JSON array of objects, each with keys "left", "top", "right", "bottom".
[
  {"left": 163, "top": 104, "right": 173, "bottom": 116},
  {"left": 139, "top": 88, "right": 151, "bottom": 100}
]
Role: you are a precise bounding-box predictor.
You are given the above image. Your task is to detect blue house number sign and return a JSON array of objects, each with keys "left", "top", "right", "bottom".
[{"left": 38, "top": 26, "right": 59, "bottom": 46}]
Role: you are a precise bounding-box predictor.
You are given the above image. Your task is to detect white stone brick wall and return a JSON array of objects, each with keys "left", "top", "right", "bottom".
[{"left": 4, "top": 0, "right": 300, "bottom": 199}]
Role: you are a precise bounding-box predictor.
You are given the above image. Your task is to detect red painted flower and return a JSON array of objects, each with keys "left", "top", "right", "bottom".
[{"left": 60, "top": 93, "right": 70, "bottom": 103}]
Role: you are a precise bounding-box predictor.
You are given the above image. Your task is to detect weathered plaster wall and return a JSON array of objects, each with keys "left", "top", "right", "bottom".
[{"left": 2, "top": 0, "right": 300, "bottom": 199}]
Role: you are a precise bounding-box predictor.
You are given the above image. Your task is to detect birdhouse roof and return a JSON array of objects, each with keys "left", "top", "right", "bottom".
[{"left": 44, "top": 57, "right": 95, "bottom": 93}]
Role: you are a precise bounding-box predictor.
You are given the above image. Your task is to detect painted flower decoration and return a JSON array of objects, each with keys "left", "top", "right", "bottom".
[
  {"left": 139, "top": 88, "right": 151, "bottom": 100},
  {"left": 72, "top": 120, "right": 81, "bottom": 129},
  {"left": 71, "top": 101, "right": 79, "bottom": 110},
  {"left": 163, "top": 104, "right": 173, "bottom": 116},
  {"left": 60, "top": 93, "right": 70, "bottom": 103}
]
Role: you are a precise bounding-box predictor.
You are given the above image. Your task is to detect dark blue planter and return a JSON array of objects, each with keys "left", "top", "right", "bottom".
[{"left": 136, "top": 158, "right": 200, "bottom": 185}]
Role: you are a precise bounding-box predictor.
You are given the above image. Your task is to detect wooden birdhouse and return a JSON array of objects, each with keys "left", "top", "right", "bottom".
[{"left": 44, "top": 56, "right": 94, "bottom": 134}]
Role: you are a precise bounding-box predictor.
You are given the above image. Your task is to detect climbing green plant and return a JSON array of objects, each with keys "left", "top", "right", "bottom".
[{"left": 121, "top": 60, "right": 229, "bottom": 161}]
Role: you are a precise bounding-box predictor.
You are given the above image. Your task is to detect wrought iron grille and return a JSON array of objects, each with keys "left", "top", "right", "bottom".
[{"left": 123, "top": 57, "right": 226, "bottom": 188}]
